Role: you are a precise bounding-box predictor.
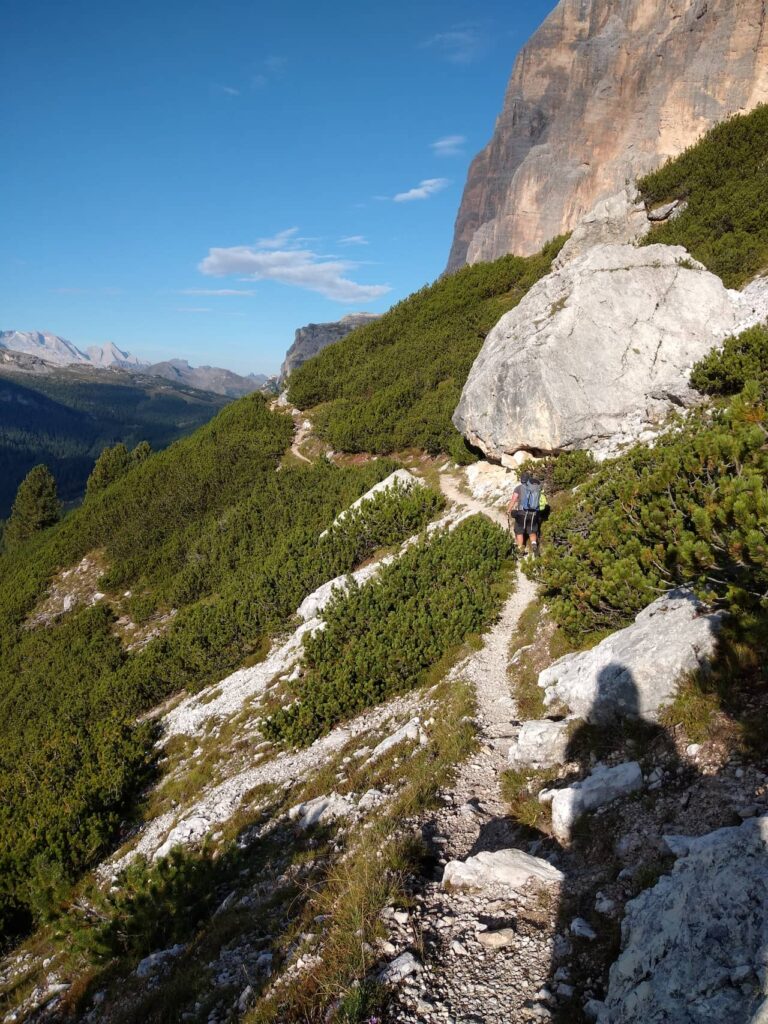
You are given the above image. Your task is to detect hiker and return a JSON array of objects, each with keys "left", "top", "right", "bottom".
[{"left": 507, "top": 471, "right": 548, "bottom": 555}]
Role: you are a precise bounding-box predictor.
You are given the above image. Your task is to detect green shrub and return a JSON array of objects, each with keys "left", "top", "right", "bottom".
[
  {"left": 0, "top": 395, "right": 443, "bottom": 937},
  {"left": 4, "top": 464, "right": 60, "bottom": 548},
  {"left": 263, "top": 515, "right": 514, "bottom": 746},
  {"left": 528, "top": 386, "right": 768, "bottom": 637},
  {"left": 690, "top": 324, "right": 768, "bottom": 397},
  {"left": 287, "top": 238, "right": 567, "bottom": 459},
  {"left": 638, "top": 105, "right": 768, "bottom": 288}
]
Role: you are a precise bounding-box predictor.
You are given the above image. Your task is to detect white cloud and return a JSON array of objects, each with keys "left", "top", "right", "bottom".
[
  {"left": 198, "top": 231, "right": 390, "bottom": 303},
  {"left": 393, "top": 178, "right": 450, "bottom": 202},
  {"left": 177, "top": 288, "right": 256, "bottom": 296},
  {"left": 423, "top": 27, "right": 485, "bottom": 64},
  {"left": 339, "top": 235, "right": 369, "bottom": 246},
  {"left": 431, "top": 134, "right": 466, "bottom": 157},
  {"left": 215, "top": 84, "right": 240, "bottom": 96}
]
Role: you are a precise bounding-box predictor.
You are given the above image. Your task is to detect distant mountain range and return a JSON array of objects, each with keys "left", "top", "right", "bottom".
[{"left": 0, "top": 331, "right": 272, "bottom": 397}]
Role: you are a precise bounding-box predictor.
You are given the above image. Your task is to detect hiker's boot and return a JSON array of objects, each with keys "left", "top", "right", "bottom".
[{"left": 531, "top": 541, "right": 540, "bottom": 559}]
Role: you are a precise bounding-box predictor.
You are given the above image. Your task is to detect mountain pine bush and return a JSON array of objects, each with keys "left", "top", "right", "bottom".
[
  {"left": 0, "top": 395, "right": 443, "bottom": 938},
  {"left": 638, "top": 104, "right": 768, "bottom": 288},
  {"left": 263, "top": 514, "right": 514, "bottom": 746},
  {"left": 287, "top": 238, "right": 567, "bottom": 460},
  {"left": 530, "top": 334, "right": 768, "bottom": 638},
  {"left": 4, "top": 464, "right": 60, "bottom": 548}
]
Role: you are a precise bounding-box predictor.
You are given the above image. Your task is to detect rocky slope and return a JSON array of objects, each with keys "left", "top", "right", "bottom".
[
  {"left": 280, "top": 313, "right": 380, "bottom": 380},
  {"left": 447, "top": 0, "right": 768, "bottom": 270}
]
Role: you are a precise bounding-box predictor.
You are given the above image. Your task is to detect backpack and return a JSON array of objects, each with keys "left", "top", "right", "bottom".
[{"left": 520, "top": 479, "right": 543, "bottom": 512}]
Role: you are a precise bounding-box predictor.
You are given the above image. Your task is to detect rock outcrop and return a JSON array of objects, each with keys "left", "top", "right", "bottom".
[
  {"left": 447, "top": 0, "right": 768, "bottom": 269},
  {"left": 442, "top": 848, "right": 564, "bottom": 890},
  {"left": 280, "top": 313, "right": 379, "bottom": 380},
  {"left": 453, "top": 244, "right": 740, "bottom": 458},
  {"left": 538, "top": 590, "right": 725, "bottom": 724},
  {"left": 600, "top": 815, "right": 768, "bottom": 1022},
  {"left": 543, "top": 761, "right": 643, "bottom": 842}
]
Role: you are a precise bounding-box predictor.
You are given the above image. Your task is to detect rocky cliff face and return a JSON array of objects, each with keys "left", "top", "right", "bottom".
[
  {"left": 447, "top": 0, "right": 768, "bottom": 270},
  {"left": 280, "top": 313, "right": 380, "bottom": 380}
]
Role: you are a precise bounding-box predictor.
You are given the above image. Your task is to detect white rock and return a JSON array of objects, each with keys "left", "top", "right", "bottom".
[
  {"left": 357, "top": 788, "right": 386, "bottom": 812},
  {"left": 135, "top": 944, "right": 185, "bottom": 978},
  {"left": 454, "top": 243, "right": 740, "bottom": 459},
  {"left": 551, "top": 762, "right": 642, "bottom": 842},
  {"left": 570, "top": 917, "right": 597, "bottom": 940},
  {"left": 477, "top": 927, "right": 516, "bottom": 949},
  {"left": 509, "top": 719, "right": 573, "bottom": 768},
  {"left": 538, "top": 590, "right": 725, "bottom": 724},
  {"left": 369, "top": 717, "right": 421, "bottom": 761},
  {"left": 553, "top": 187, "right": 650, "bottom": 270},
  {"left": 378, "top": 951, "right": 422, "bottom": 985},
  {"left": 287, "top": 793, "right": 354, "bottom": 829},
  {"left": 606, "top": 816, "right": 768, "bottom": 1022},
  {"left": 154, "top": 817, "right": 210, "bottom": 861},
  {"left": 464, "top": 461, "right": 516, "bottom": 505},
  {"left": 442, "top": 848, "right": 564, "bottom": 890}
]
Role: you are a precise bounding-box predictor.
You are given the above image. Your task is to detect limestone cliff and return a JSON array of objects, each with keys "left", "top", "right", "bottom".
[
  {"left": 447, "top": 0, "right": 768, "bottom": 270},
  {"left": 280, "top": 313, "right": 380, "bottom": 380}
]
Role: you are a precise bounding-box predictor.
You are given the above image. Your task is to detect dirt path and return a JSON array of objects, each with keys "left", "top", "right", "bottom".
[{"left": 385, "top": 475, "right": 558, "bottom": 1024}]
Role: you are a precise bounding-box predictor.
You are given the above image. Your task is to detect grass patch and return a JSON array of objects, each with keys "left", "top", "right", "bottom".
[
  {"left": 500, "top": 766, "right": 559, "bottom": 832},
  {"left": 658, "top": 676, "right": 722, "bottom": 744},
  {"left": 246, "top": 679, "right": 477, "bottom": 1023},
  {"left": 508, "top": 599, "right": 578, "bottom": 720}
]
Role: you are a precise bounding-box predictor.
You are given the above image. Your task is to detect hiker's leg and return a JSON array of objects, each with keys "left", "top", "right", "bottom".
[{"left": 514, "top": 530, "right": 525, "bottom": 550}]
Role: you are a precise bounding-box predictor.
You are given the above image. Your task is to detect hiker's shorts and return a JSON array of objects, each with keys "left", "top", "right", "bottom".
[{"left": 512, "top": 511, "right": 540, "bottom": 536}]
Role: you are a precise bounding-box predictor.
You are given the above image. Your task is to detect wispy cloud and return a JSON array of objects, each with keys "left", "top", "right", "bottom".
[
  {"left": 431, "top": 134, "right": 466, "bottom": 157},
  {"left": 198, "top": 230, "right": 390, "bottom": 303},
  {"left": 339, "top": 235, "right": 369, "bottom": 246},
  {"left": 214, "top": 84, "right": 241, "bottom": 97},
  {"left": 252, "top": 55, "right": 287, "bottom": 89},
  {"left": 393, "top": 178, "right": 450, "bottom": 203},
  {"left": 176, "top": 307, "right": 213, "bottom": 313},
  {"left": 422, "top": 26, "right": 486, "bottom": 64},
  {"left": 177, "top": 288, "right": 256, "bottom": 296}
]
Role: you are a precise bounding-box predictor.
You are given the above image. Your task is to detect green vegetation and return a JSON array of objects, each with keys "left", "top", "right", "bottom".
[
  {"left": 0, "top": 395, "right": 443, "bottom": 938},
  {"left": 638, "top": 104, "right": 768, "bottom": 287},
  {"left": 690, "top": 324, "right": 768, "bottom": 397},
  {"left": 529, "top": 323, "right": 768, "bottom": 639},
  {"left": 4, "top": 465, "right": 60, "bottom": 548},
  {"left": 86, "top": 441, "right": 151, "bottom": 496},
  {"left": 287, "top": 238, "right": 567, "bottom": 460},
  {"left": 0, "top": 364, "right": 230, "bottom": 516},
  {"left": 264, "top": 515, "right": 514, "bottom": 746}
]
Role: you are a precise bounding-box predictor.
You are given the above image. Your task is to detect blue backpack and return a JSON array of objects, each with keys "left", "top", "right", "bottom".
[{"left": 520, "top": 480, "right": 543, "bottom": 512}]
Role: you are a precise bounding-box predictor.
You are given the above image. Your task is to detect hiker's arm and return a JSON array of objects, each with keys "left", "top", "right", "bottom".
[{"left": 507, "top": 492, "right": 519, "bottom": 513}]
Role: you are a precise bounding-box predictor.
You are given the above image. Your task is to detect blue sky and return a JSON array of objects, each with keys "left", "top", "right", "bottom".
[{"left": 2, "top": 0, "right": 558, "bottom": 375}]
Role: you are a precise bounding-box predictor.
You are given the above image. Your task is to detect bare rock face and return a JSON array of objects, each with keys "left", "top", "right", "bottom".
[
  {"left": 601, "top": 816, "right": 768, "bottom": 1023},
  {"left": 538, "top": 590, "right": 726, "bottom": 724},
  {"left": 453, "top": 243, "right": 739, "bottom": 459},
  {"left": 280, "top": 313, "right": 379, "bottom": 380},
  {"left": 447, "top": 0, "right": 768, "bottom": 270}
]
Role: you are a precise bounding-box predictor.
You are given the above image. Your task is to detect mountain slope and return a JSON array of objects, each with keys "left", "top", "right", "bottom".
[
  {"left": 287, "top": 238, "right": 565, "bottom": 460},
  {"left": 0, "top": 360, "right": 231, "bottom": 516},
  {"left": 447, "top": 0, "right": 768, "bottom": 268},
  {"left": 145, "top": 358, "right": 270, "bottom": 397}
]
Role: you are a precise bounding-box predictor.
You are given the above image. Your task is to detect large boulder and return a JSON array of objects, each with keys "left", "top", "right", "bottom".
[
  {"left": 538, "top": 590, "right": 725, "bottom": 724},
  {"left": 453, "top": 244, "right": 740, "bottom": 459},
  {"left": 602, "top": 816, "right": 768, "bottom": 1022}
]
